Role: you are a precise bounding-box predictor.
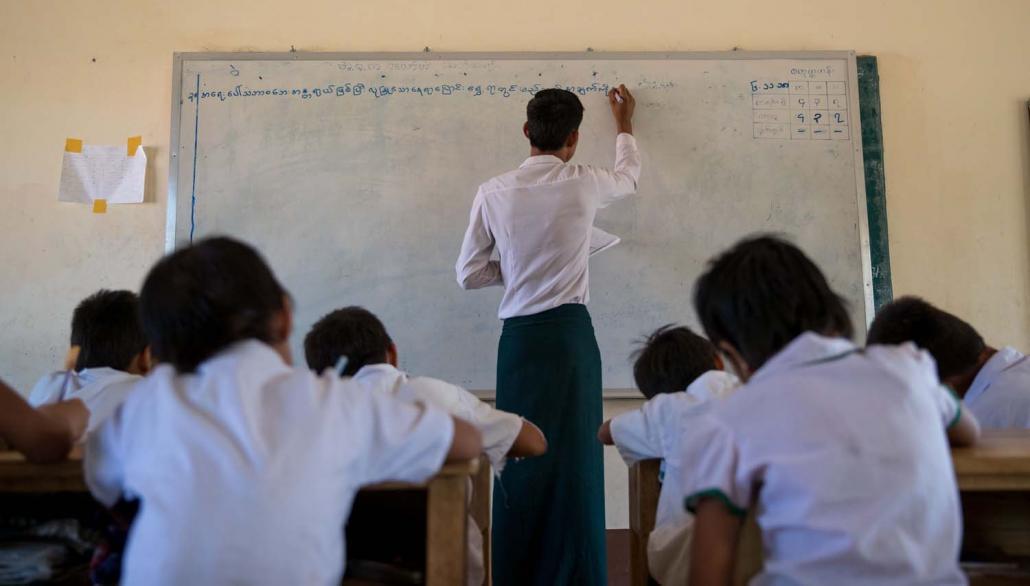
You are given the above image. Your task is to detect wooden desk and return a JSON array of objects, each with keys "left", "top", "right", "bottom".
[
  {"left": 628, "top": 431, "right": 1030, "bottom": 585},
  {"left": 0, "top": 450, "right": 479, "bottom": 586}
]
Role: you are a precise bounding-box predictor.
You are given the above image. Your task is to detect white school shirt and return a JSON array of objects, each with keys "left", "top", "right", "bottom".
[
  {"left": 680, "top": 333, "right": 966, "bottom": 586},
  {"left": 352, "top": 363, "right": 525, "bottom": 586},
  {"left": 85, "top": 340, "right": 454, "bottom": 586},
  {"left": 28, "top": 368, "right": 141, "bottom": 436},
  {"left": 456, "top": 133, "right": 641, "bottom": 319},
  {"left": 609, "top": 370, "right": 740, "bottom": 585},
  {"left": 963, "top": 346, "right": 1030, "bottom": 428}
]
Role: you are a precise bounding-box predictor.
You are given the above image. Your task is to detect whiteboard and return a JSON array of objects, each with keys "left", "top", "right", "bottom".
[{"left": 169, "top": 52, "right": 870, "bottom": 395}]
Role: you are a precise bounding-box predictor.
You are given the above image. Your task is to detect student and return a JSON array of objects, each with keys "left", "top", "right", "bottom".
[
  {"left": 84, "top": 237, "right": 482, "bottom": 586},
  {"left": 0, "top": 377, "right": 87, "bottom": 463},
  {"left": 868, "top": 296, "right": 1030, "bottom": 429},
  {"left": 455, "top": 85, "right": 639, "bottom": 586},
  {"left": 681, "top": 235, "right": 978, "bottom": 585},
  {"left": 29, "top": 290, "right": 150, "bottom": 435},
  {"left": 597, "top": 325, "right": 739, "bottom": 585},
  {"left": 304, "top": 305, "right": 547, "bottom": 586}
]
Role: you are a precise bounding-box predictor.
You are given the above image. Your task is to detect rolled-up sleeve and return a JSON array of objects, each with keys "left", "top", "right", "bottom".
[
  {"left": 456, "top": 189, "right": 503, "bottom": 290},
  {"left": 680, "top": 415, "right": 751, "bottom": 517}
]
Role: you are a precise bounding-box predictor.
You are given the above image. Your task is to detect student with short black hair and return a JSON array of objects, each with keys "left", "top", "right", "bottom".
[
  {"left": 29, "top": 290, "right": 150, "bottom": 435},
  {"left": 456, "top": 84, "right": 640, "bottom": 586},
  {"left": 868, "top": 296, "right": 1030, "bottom": 428},
  {"left": 597, "top": 325, "right": 739, "bottom": 584},
  {"left": 305, "top": 306, "right": 546, "bottom": 586},
  {"left": 681, "top": 235, "right": 978, "bottom": 586},
  {"left": 85, "top": 236, "right": 482, "bottom": 586}
]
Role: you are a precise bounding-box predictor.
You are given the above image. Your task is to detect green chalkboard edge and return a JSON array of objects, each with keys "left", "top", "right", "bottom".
[{"left": 857, "top": 55, "right": 893, "bottom": 311}]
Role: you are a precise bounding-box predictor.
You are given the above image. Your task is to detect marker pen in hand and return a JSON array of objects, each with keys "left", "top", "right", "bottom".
[{"left": 614, "top": 90, "right": 624, "bottom": 104}]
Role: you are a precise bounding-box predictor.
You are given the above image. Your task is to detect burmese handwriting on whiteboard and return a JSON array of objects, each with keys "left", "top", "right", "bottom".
[
  {"left": 185, "top": 79, "right": 675, "bottom": 103},
  {"left": 58, "top": 141, "right": 147, "bottom": 205},
  {"left": 749, "top": 78, "right": 849, "bottom": 141}
]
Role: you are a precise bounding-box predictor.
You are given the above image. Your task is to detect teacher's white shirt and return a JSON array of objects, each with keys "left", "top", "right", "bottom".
[{"left": 456, "top": 133, "right": 641, "bottom": 319}]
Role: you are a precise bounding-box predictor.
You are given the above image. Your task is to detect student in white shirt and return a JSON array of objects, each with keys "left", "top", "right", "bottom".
[
  {"left": 868, "top": 296, "right": 1030, "bottom": 429},
  {"left": 597, "top": 325, "right": 739, "bottom": 585},
  {"left": 29, "top": 290, "right": 151, "bottom": 436},
  {"left": 304, "top": 306, "right": 547, "bottom": 586},
  {"left": 85, "top": 237, "right": 482, "bottom": 586},
  {"left": 682, "top": 235, "right": 979, "bottom": 586},
  {"left": 455, "top": 85, "right": 640, "bottom": 586}
]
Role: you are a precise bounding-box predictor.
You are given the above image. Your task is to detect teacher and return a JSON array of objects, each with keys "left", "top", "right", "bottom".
[{"left": 456, "top": 85, "right": 640, "bottom": 585}]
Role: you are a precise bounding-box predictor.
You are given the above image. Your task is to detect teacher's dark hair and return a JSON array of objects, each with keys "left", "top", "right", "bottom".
[
  {"left": 140, "top": 236, "right": 288, "bottom": 373},
  {"left": 693, "top": 234, "right": 853, "bottom": 371},
  {"left": 304, "top": 306, "right": 393, "bottom": 376},
  {"left": 526, "top": 89, "right": 585, "bottom": 151}
]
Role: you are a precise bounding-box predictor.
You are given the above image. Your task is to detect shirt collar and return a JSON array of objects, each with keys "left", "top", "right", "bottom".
[
  {"left": 353, "top": 363, "right": 402, "bottom": 381},
  {"left": 965, "top": 346, "right": 1027, "bottom": 403},
  {"left": 519, "top": 154, "right": 564, "bottom": 168},
  {"left": 196, "top": 339, "right": 291, "bottom": 380},
  {"left": 749, "top": 332, "right": 858, "bottom": 384}
]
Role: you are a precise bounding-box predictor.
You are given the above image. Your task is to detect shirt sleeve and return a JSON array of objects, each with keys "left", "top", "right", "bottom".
[
  {"left": 27, "top": 373, "right": 63, "bottom": 407},
  {"left": 610, "top": 395, "right": 667, "bottom": 465},
  {"left": 354, "top": 389, "right": 455, "bottom": 486},
  {"left": 455, "top": 188, "right": 503, "bottom": 290},
  {"left": 84, "top": 403, "right": 128, "bottom": 507},
  {"left": 680, "top": 415, "right": 751, "bottom": 517},
  {"left": 593, "top": 133, "right": 642, "bottom": 208},
  {"left": 459, "top": 392, "right": 523, "bottom": 470},
  {"left": 907, "top": 345, "right": 963, "bottom": 429}
]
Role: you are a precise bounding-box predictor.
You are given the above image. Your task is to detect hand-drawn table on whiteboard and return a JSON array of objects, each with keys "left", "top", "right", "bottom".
[{"left": 168, "top": 52, "right": 871, "bottom": 396}]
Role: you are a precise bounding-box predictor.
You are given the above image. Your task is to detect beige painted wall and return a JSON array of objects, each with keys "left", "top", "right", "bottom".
[{"left": 2, "top": 0, "right": 1028, "bottom": 528}]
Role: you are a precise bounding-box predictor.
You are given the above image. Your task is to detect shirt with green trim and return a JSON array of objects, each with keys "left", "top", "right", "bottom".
[{"left": 679, "top": 332, "right": 965, "bottom": 585}]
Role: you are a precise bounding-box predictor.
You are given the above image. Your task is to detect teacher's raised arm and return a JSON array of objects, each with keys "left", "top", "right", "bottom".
[{"left": 455, "top": 85, "right": 639, "bottom": 586}]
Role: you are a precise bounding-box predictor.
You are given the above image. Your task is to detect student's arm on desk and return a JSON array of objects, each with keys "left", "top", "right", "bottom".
[
  {"left": 456, "top": 190, "right": 503, "bottom": 290},
  {"left": 447, "top": 416, "right": 483, "bottom": 462},
  {"left": 0, "top": 379, "right": 86, "bottom": 463},
  {"left": 947, "top": 407, "right": 980, "bottom": 447},
  {"left": 508, "top": 419, "right": 547, "bottom": 457},
  {"left": 690, "top": 498, "right": 743, "bottom": 586}
]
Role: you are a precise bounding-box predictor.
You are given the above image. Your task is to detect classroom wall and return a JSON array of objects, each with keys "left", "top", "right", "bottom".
[{"left": 2, "top": 0, "right": 1028, "bottom": 529}]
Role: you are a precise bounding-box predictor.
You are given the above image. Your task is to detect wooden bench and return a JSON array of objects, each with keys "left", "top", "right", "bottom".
[
  {"left": 628, "top": 430, "right": 1030, "bottom": 585},
  {"left": 0, "top": 449, "right": 483, "bottom": 586}
]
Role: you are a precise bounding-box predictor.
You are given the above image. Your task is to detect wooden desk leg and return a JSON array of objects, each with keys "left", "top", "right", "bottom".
[
  {"left": 427, "top": 474, "right": 469, "bottom": 586},
  {"left": 629, "top": 461, "right": 660, "bottom": 586}
]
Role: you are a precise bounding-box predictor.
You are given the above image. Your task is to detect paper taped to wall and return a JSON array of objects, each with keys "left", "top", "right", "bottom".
[{"left": 59, "top": 137, "right": 146, "bottom": 208}]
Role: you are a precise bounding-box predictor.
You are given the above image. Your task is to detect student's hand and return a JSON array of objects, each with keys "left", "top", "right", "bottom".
[
  {"left": 597, "top": 420, "right": 614, "bottom": 445},
  {"left": 38, "top": 399, "right": 89, "bottom": 443},
  {"left": 608, "top": 84, "right": 635, "bottom": 135}
]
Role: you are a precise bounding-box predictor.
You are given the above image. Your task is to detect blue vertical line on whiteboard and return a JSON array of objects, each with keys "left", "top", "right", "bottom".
[{"left": 189, "top": 72, "right": 201, "bottom": 242}]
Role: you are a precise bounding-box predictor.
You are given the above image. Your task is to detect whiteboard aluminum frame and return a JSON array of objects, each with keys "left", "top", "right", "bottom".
[{"left": 167, "top": 51, "right": 874, "bottom": 391}]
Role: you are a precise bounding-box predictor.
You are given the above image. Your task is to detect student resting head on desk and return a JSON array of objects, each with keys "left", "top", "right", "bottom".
[
  {"left": 29, "top": 289, "right": 151, "bottom": 436},
  {"left": 304, "top": 305, "right": 547, "bottom": 586},
  {"left": 681, "top": 234, "right": 979, "bottom": 586},
  {"left": 84, "top": 236, "right": 482, "bottom": 586},
  {"left": 868, "top": 296, "right": 1030, "bottom": 429},
  {"left": 597, "top": 324, "right": 739, "bottom": 584}
]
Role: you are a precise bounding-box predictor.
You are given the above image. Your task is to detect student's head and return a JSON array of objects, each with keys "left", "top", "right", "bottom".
[
  {"left": 524, "top": 89, "right": 584, "bottom": 160},
  {"left": 867, "top": 296, "right": 989, "bottom": 395},
  {"left": 694, "top": 235, "right": 853, "bottom": 380},
  {"left": 139, "top": 236, "right": 292, "bottom": 373},
  {"left": 631, "top": 324, "right": 721, "bottom": 399},
  {"left": 70, "top": 289, "right": 150, "bottom": 375},
  {"left": 304, "top": 306, "right": 396, "bottom": 376}
]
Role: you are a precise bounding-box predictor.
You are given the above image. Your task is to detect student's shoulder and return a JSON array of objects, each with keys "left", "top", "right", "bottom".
[
  {"left": 863, "top": 342, "right": 939, "bottom": 387},
  {"left": 27, "top": 371, "right": 69, "bottom": 406}
]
